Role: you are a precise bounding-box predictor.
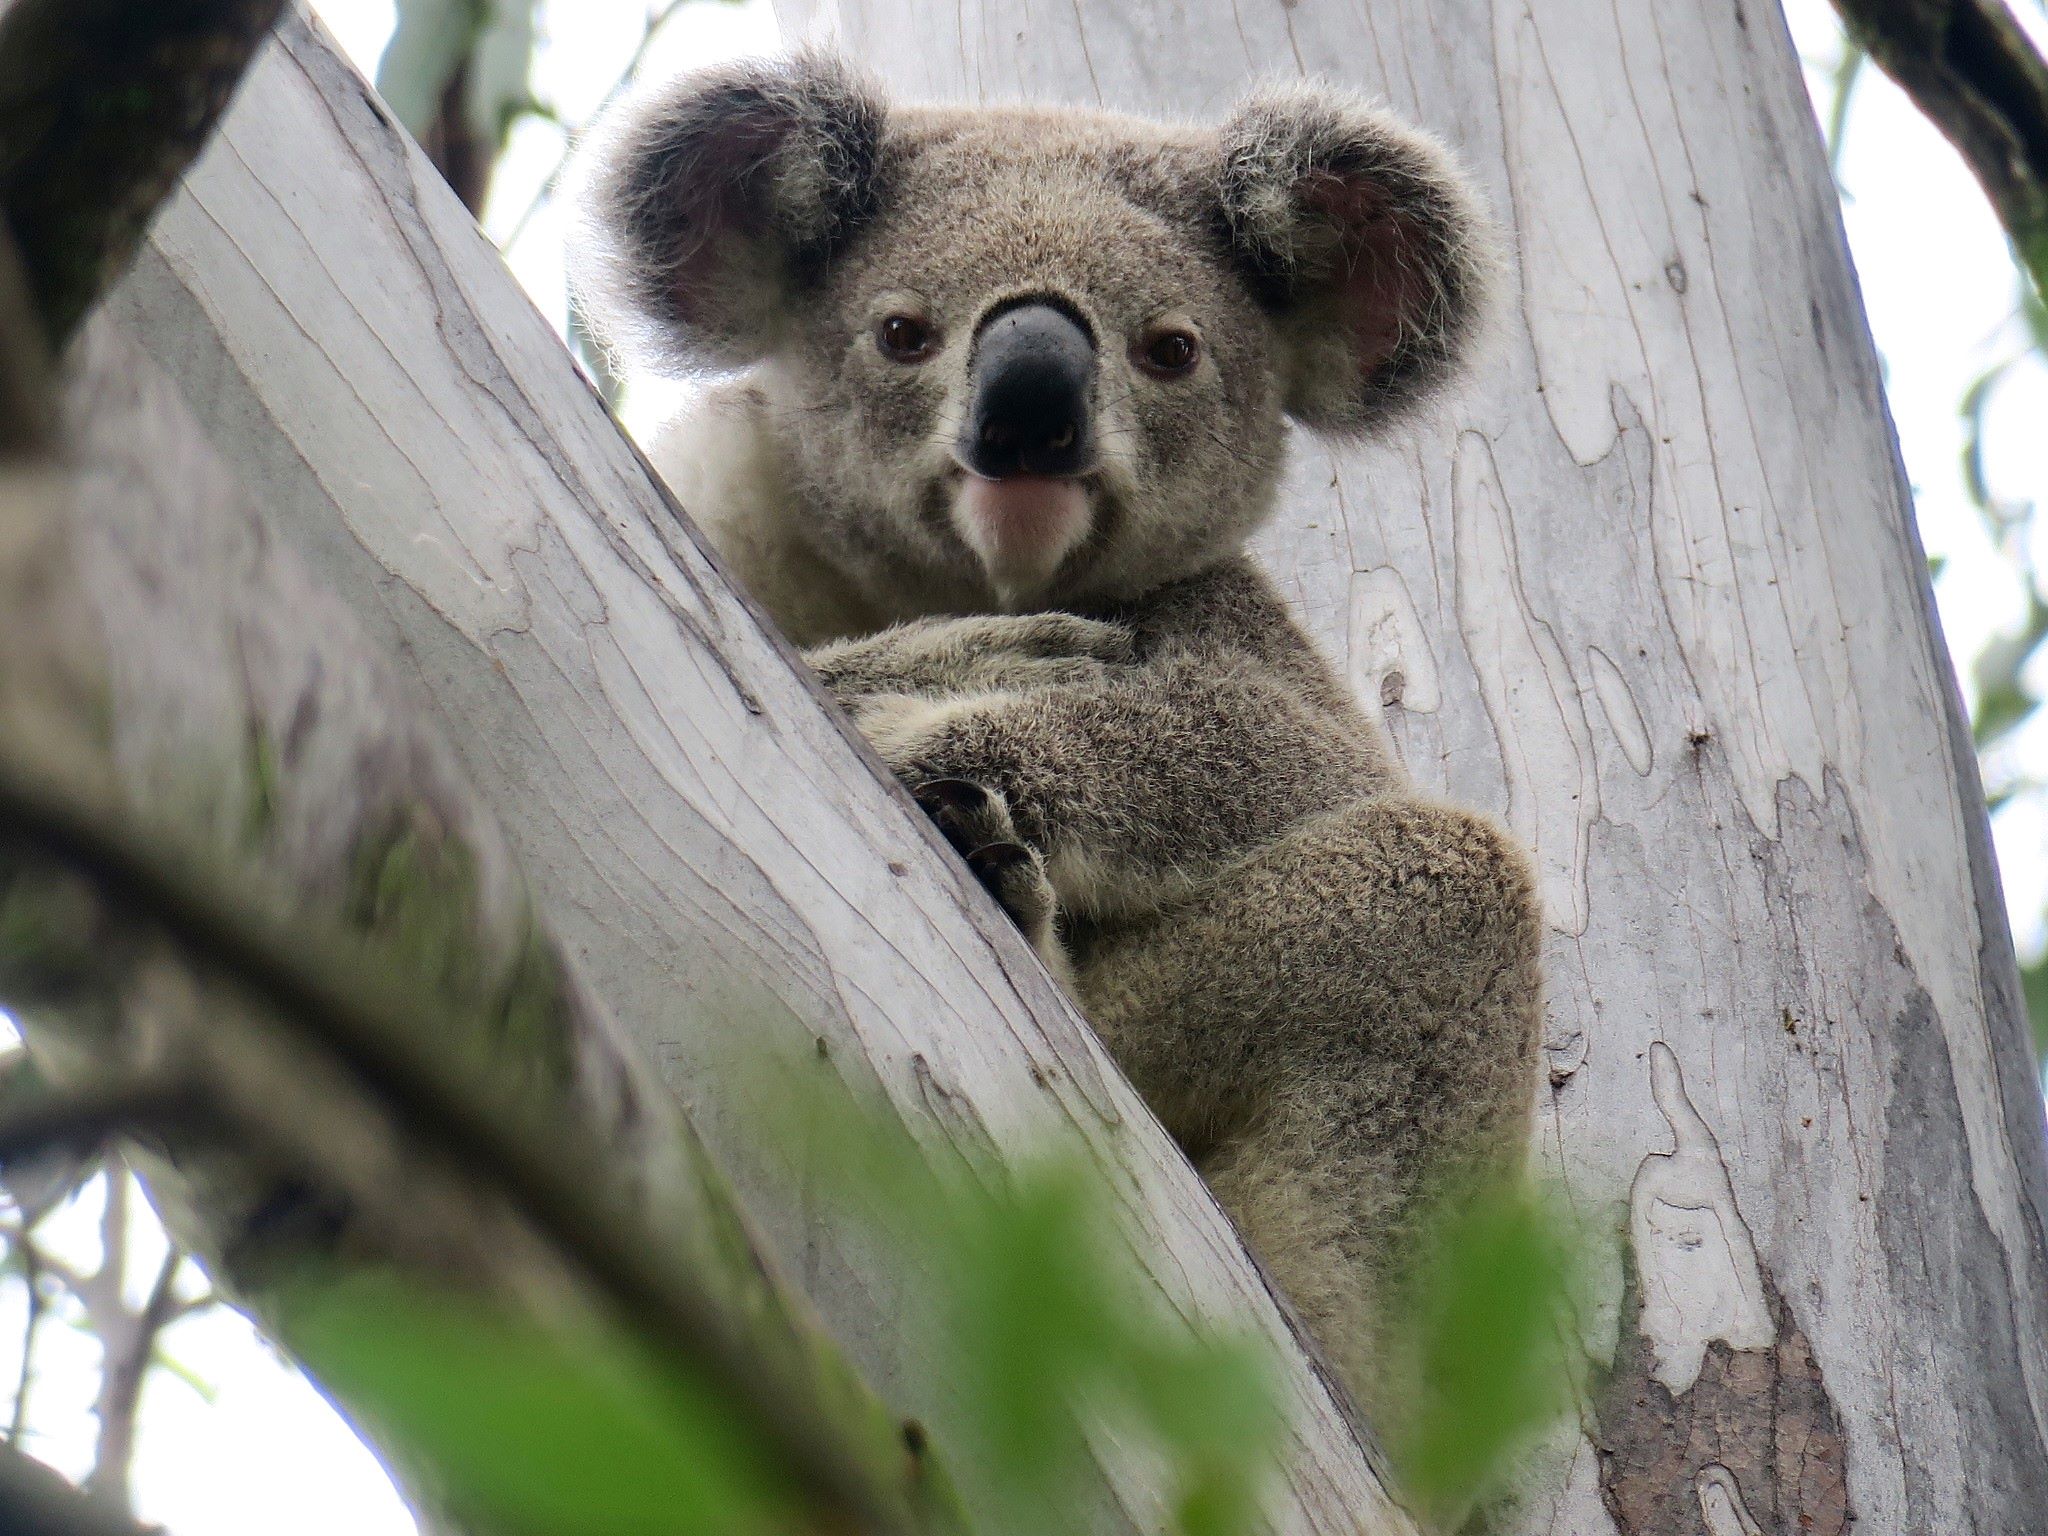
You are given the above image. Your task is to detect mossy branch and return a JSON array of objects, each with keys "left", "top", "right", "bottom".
[
  {"left": 0, "top": 0, "right": 288, "bottom": 348},
  {"left": 1830, "top": 0, "right": 2048, "bottom": 301}
]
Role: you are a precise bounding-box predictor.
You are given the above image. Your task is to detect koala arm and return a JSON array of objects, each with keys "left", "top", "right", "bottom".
[
  {"left": 845, "top": 654, "right": 1393, "bottom": 922},
  {"left": 804, "top": 612, "right": 1138, "bottom": 704}
]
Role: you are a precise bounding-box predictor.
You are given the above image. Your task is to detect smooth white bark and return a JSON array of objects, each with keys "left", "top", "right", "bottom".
[{"left": 4, "top": 317, "right": 954, "bottom": 1536}]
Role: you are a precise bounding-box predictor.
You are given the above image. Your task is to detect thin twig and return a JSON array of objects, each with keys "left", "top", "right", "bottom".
[
  {"left": 498, "top": 0, "right": 696, "bottom": 252},
  {"left": 7, "top": 1224, "right": 47, "bottom": 1440}
]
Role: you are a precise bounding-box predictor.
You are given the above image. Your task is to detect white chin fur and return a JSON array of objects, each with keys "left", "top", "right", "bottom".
[{"left": 952, "top": 474, "right": 1092, "bottom": 604}]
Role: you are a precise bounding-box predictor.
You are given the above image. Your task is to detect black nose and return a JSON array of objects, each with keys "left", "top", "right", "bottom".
[{"left": 960, "top": 302, "right": 1095, "bottom": 478}]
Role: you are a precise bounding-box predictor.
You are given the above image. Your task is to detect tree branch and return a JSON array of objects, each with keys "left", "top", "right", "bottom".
[
  {"left": 6, "top": 1224, "right": 49, "bottom": 1440},
  {"left": 0, "top": 680, "right": 957, "bottom": 1536},
  {"left": 96, "top": 16, "right": 1418, "bottom": 1529},
  {"left": 85, "top": 1237, "right": 185, "bottom": 1517},
  {"left": 0, "top": 0, "right": 288, "bottom": 347},
  {"left": 0, "top": 1086, "right": 196, "bottom": 1171},
  {"left": 1830, "top": 0, "right": 2048, "bottom": 296},
  {"left": 0, "top": 1443, "right": 158, "bottom": 1536}
]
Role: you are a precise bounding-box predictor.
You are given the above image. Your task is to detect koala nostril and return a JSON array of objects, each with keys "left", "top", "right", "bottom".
[{"left": 1047, "top": 423, "right": 1075, "bottom": 451}]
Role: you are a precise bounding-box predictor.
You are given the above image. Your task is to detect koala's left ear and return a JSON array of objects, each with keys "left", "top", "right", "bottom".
[
  {"left": 1216, "top": 84, "right": 1494, "bottom": 435},
  {"left": 571, "top": 51, "right": 887, "bottom": 372}
]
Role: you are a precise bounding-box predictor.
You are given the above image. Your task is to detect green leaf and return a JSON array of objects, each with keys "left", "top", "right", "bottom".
[
  {"left": 1969, "top": 593, "right": 2048, "bottom": 749},
  {"left": 1390, "top": 1187, "right": 1582, "bottom": 1528},
  {"left": 278, "top": 1273, "right": 798, "bottom": 1536}
]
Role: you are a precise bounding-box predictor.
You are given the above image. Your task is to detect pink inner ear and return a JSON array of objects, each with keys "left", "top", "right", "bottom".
[{"left": 1301, "top": 172, "right": 1424, "bottom": 382}]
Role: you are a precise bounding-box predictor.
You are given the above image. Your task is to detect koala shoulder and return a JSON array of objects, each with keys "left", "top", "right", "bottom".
[{"left": 650, "top": 381, "right": 888, "bottom": 647}]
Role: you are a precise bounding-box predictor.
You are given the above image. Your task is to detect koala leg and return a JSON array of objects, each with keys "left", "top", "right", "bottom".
[{"left": 1072, "top": 794, "right": 1544, "bottom": 1422}]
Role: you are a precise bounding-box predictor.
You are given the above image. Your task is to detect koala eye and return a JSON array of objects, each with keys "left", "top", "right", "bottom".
[
  {"left": 876, "top": 314, "right": 937, "bottom": 363},
  {"left": 1134, "top": 326, "right": 1202, "bottom": 379}
]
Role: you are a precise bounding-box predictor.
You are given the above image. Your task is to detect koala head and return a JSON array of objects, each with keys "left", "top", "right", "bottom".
[{"left": 575, "top": 53, "right": 1490, "bottom": 613}]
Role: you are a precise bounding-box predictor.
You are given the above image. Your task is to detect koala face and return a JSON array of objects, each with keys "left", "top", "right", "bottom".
[{"left": 575, "top": 56, "right": 1489, "bottom": 613}]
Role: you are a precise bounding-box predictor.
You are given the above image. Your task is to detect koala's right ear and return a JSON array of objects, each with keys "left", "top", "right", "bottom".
[{"left": 571, "top": 53, "right": 887, "bottom": 372}]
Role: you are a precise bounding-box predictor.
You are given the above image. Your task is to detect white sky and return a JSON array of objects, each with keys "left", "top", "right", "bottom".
[{"left": 4, "top": 1, "right": 2046, "bottom": 1531}]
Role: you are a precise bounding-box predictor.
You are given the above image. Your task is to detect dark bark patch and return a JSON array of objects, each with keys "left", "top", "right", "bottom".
[{"left": 1594, "top": 1258, "right": 1851, "bottom": 1535}]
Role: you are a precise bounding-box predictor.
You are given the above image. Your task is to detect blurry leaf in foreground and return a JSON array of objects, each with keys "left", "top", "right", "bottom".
[
  {"left": 279, "top": 1273, "right": 798, "bottom": 1536},
  {"left": 1390, "top": 1186, "right": 1583, "bottom": 1529},
  {"left": 758, "top": 1054, "right": 1283, "bottom": 1536}
]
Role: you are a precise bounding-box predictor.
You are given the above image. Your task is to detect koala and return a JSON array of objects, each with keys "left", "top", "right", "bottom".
[{"left": 573, "top": 53, "right": 1543, "bottom": 1429}]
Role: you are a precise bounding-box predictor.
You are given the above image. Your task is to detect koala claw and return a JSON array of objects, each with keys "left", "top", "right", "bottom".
[
  {"left": 911, "top": 775, "right": 993, "bottom": 823},
  {"left": 912, "top": 777, "right": 1059, "bottom": 947}
]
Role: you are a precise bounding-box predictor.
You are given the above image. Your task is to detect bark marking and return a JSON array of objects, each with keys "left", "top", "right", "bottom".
[
  {"left": 1694, "top": 1466, "right": 1762, "bottom": 1536},
  {"left": 1630, "top": 1041, "right": 1772, "bottom": 1392},
  {"left": 1596, "top": 1043, "right": 1851, "bottom": 1535}
]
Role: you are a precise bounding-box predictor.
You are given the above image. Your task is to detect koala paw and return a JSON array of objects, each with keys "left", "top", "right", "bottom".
[{"left": 912, "top": 776, "right": 1059, "bottom": 951}]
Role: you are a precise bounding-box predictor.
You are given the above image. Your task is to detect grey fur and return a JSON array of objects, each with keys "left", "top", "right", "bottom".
[{"left": 573, "top": 55, "right": 1540, "bottom": 1426}]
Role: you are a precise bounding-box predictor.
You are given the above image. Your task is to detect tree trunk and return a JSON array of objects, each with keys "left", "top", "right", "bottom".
[
  {"left": 3, "top": 317, "right": 962, "bottom": 1535},
  {"left": 773, "top": 0, "right": 2048, "bottom": 1529},
  {"left": 96, "top": 9, "right": 1412, "bottom": 1533}
]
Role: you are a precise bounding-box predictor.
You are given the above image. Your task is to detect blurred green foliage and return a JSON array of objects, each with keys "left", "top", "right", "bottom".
[
  {"left": 1388, "top": 1189, "right": 1585, "bottom": 1531},
  {"left": 266, "top": 1043, "right": 1584, "bottom": 1534},
  {"left": 282, "top": 1276, "right": 802, "bottom": 1536}
]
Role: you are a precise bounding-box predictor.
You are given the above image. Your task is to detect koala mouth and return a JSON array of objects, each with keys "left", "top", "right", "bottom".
[{"left": 950, "top": 470, "right": 1094, "bottom": 604}]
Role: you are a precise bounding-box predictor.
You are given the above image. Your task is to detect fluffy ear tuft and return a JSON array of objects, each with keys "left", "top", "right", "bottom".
[
  {"left": 1216, "top": 83, "right": 1494, "bottom": 435},
  {"left": 570, "top": 51, "right": 886, "bottom": 373}
]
